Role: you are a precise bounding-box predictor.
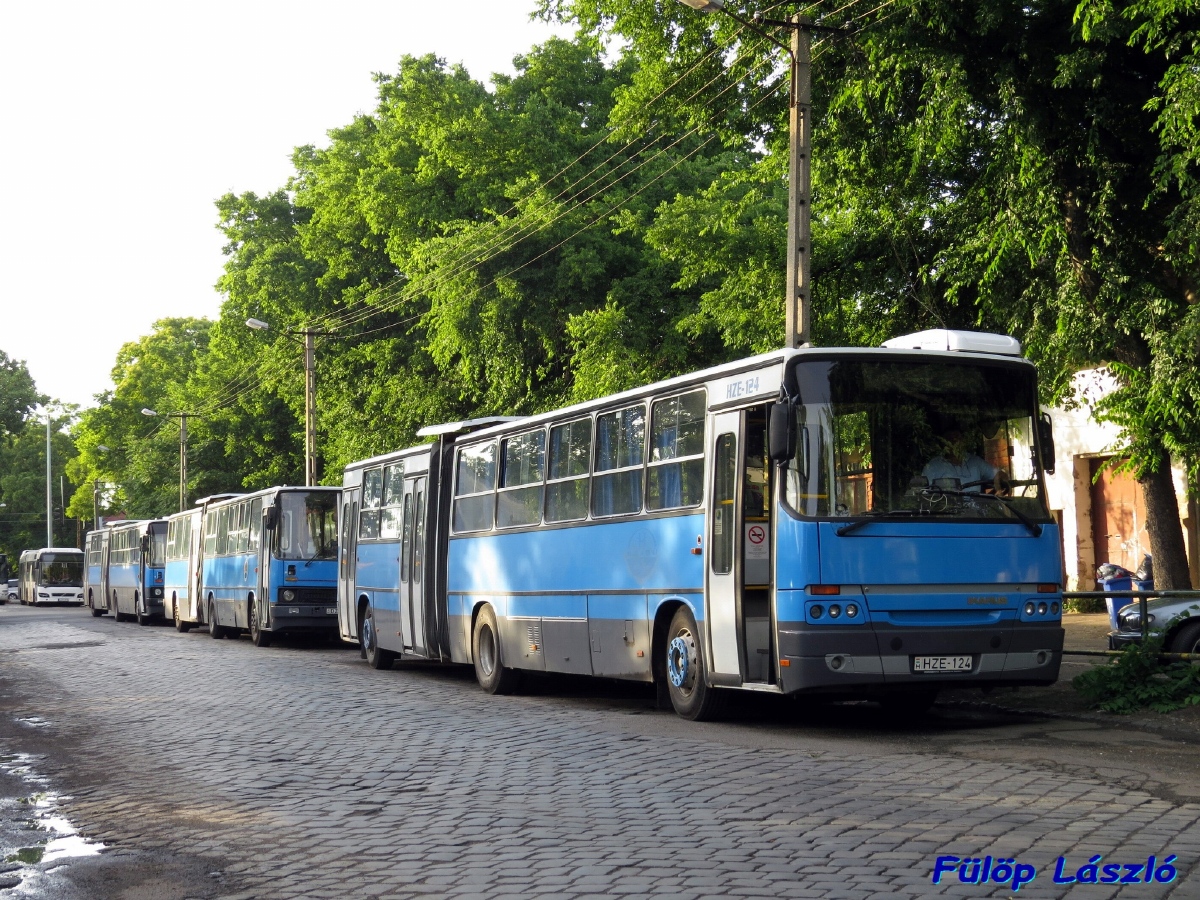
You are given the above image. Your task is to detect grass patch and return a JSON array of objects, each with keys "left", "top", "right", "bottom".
[{"left": 1073, "top": 637, "right": 1200, "bottom": 713}]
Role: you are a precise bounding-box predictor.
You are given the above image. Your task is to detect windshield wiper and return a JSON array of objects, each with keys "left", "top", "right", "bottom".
[
  {"left": 921, "top": 489, "right": 1043, "bottom": 537},
  {"left": 835, "top": 510, "right": 921, "bottom": 536}
]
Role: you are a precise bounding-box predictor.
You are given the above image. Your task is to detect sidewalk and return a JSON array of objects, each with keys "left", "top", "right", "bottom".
[{"left": 941, "top": 612, "right": 1200, "bottom": 738}]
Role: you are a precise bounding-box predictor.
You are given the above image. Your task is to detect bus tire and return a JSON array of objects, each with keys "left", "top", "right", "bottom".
[
  {"left": 91, "top": 606, "right": 103, "bottom": 618},
  {"left": 136, "top": 594, "right": 150, "bottom": 627},
  {"left": 173, "top": 598, "right": 191, "bottom": 633},
  {"left": 112, "top": 593, "right": 125, "bottom": 622},
  {"left": 208, "top": 600, "right": 227, "bottom": 640},
  {"left": 362, "top": 604, "right": 394, "bottom": 670},
  {"left": 472, "top": 605, "right": 519, "bottom": 695},
  {"left": 664, "top": 606, "right": 724, "bottom": 721},
  {"left": 249, "top": 599, "right": 271, "bottom": 648}
]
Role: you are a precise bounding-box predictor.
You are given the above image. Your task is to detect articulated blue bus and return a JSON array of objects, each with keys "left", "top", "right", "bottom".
[
  {"left": 339, "top": 330, "right": 1064, "bottom": 719},
  {"left": 201, "top": 487, "right": 341, "bottom": 646},
  {"left": 103, "top": 519, "right": 168, "bottom": 625}
]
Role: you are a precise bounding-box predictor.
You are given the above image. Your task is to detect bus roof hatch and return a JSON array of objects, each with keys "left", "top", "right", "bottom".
[{"left": 881, "top": 329, "right": 1022, "bottom": 356}]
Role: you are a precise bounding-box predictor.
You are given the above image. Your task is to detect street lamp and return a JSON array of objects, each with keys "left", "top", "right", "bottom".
[
  {"left": 245, "top": 317, "right": 328, "bottom": 487},
  {"left": 676, "top": 0, "right": 846, "bottom": 347},
  {"left": 142, "top": 409, "right": 197, "bottom": 511}
]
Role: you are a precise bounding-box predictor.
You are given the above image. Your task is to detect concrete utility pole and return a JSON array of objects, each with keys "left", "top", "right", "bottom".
[
  {"left": 785, "top": 15, "right": 813, "bottom": 348},
  {"left": 45, "top": 415, "right": 52, "bottom": 547},
  {"left": 141, "top": 409, "right": 198, "bottom": 511},
  {"left": 676, "top": 1, "right": 845, "bottom": 348},
  {"left": 246, "top": 318, "right": 329, "bottom": 487}
]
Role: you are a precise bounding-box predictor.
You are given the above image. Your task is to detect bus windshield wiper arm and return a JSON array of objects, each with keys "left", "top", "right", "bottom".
[
  {"left": 927, "top": 489, "right": 1043, "bottom": 537},
  {"left": 835, "top": 510, "right": 919, "bottom": 536}
]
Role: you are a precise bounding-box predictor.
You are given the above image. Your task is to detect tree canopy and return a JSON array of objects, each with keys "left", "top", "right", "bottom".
[{"left": 66, "top": 4, "right": 1200, "bottom": 582}]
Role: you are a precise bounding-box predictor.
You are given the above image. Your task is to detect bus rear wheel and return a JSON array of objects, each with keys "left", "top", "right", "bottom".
[
  {"left": 208, "top": 600, "right": 226, "bottom": 640},
  {"left": 664, "top": 606, "right": 724, "bottom": 721},
  {"left": 111, "top": 593, "right": 125, "bottom": 622},
  {"left": 472, "top": 605, "right": 519, "bottom": 694},
  {"left": 361, "top": 604, "right": 394, "bottom": 670},
  {"left": 249, "top": 600, "right": 271, "bottom": 648}
]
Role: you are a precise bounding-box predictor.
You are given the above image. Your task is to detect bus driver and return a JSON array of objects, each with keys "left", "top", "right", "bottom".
[{"left": 922, "top": 427, "right": 1009, "bottom": 494}]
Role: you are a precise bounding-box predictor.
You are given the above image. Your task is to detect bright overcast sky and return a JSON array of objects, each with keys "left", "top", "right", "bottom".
[{"left": 0, "top": 0, "right": 572, "bottom": 409}]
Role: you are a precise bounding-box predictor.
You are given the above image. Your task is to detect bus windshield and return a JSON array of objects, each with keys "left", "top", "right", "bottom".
[
  {"left": 41, "top": 554, "right": 84, "bottom": 586},
  {"left": 277, "top": 492, "right": 338, "bottom": 560},
  {"left": 149, "top": 524, "right": 167, "bottom": 567},
  {"left": 783, "top": 357, "right": 1051, "bottom": 522}
]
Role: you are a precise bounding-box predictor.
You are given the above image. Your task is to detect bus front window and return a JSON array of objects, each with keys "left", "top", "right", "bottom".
[
  {"left": 149, "top": 526, "right": 167, "bottom": 567},
  {"left": 784, "top": 358, "right": 1051, "bottom": 523},
  {"left": 41, "top": 554, "right": 84, "bottom": 587},
  {"left": 277, "top": 492, "right": 339, "bottom": 560}
]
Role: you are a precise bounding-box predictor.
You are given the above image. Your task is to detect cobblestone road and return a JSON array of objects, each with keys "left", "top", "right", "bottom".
[{"left": 2, "top": 604, "right": 1200, "bottom": 899}]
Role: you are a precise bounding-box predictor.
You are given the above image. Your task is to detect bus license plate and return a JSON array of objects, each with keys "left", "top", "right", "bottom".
[
  {"left": 913, "top": 655, "right": 972, "bottom": 673},
  {"left": 326, "top": 607, "right": 337, "bottom": 615}
]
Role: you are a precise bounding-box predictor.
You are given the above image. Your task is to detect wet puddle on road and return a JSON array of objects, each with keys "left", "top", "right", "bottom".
[{"left": 0, "top": 753, "right": 104, "bottom": 893}]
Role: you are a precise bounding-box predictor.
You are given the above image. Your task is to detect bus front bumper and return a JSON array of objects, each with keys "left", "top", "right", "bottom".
[
  {"left": 776, "top": 623, "right": 1064, "bottom": 693},
  {"left": 269, "top": 604, "right": 339, "bottom": 634}
]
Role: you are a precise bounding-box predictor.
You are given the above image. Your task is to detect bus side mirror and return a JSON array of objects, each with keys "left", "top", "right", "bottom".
[
  {"left": 264, "top": 507, "right": 278, "bottom": 530},
  {"left": 140, "top": 535, "right": 149, "bottom": 553},
  {"left": 768, "top": 402, "right": 796, "bottom": 463},
  {"left": 1038, "top": 413, "right": 1056, "bottom": 475}
]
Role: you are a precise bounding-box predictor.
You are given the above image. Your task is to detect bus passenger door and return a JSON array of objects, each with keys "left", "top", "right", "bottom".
[
  {"left": 399, "top": 476, "right": 428, "bottom": 657},
  {"left": 706, "top": 411, "right": 742, "bottom": 678},
  {"left": 338, "top": 498, "right": 358, "bottom": 641}
]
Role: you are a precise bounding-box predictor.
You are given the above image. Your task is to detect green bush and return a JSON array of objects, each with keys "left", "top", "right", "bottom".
[
  {"left": 1064, "top": 595, "right": 1107, "bottom": 614},
  {"left": 1073, "top": 638, "right": 1200, "bottom": 714}
]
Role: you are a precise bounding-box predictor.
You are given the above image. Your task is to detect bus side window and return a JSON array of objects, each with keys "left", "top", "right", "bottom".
[
  {"left": 413, "top": 488, "right": 425, "bottom": 584},
  {"left": 248, "top": 499, "right": 262, "bottom": 551},
  {"left": 381, "top": 465, "right": 405, "bottom": 539},
  {"left": 593, "top": 405, "right": 646, "bottom": 518},
  {"left": 359, "top": 467, "right": 383, "bottom": 541},
  {"left": 648, "top": 390, "right": 706, "bottom": 511},
  {"left": 453, "top": 443, "right": 497, "bottom": 533}
]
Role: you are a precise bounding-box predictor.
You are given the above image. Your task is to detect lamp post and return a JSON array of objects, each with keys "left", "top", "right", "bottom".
[
  {"left": 142, "top": 410, "right": 196, "bottom": 511},
  {"left": 676, "top": 0, "right": 846, "bottom": 348},
  {"left": 246, "top": 318, "right": 329, "bottom": 486}
]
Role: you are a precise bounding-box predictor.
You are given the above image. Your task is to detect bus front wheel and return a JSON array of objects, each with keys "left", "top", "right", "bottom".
[
  {"left": 472, "top": 606, "right": 519, "bottom": 695},
  {"left": 136, "top": 594, "right": 150, "bottom": 627},
  {"left": 173, "top": 598, "right": 191, "bottom": 633},
  {"left": 249, "top": 600, "right": 271, "bottom": 648},
  {"left": 664, "top": 606, "right": 724, "bottom": 721},
  {"left": 362, "top": 604, "right": 394, "bottom": 670}
]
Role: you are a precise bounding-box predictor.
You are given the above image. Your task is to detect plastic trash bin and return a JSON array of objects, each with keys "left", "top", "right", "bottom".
[{"left": 1101, "top": 575, "right": 1134, "bottom": 631}]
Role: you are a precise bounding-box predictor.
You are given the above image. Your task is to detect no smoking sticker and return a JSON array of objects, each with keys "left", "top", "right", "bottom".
[{"left": 745, "top": 523, "right": 769, "bottom": 559}]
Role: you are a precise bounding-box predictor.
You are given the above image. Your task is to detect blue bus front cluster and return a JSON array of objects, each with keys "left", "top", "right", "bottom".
[{"left": 71, "top": 330, "right": 1064, "bottom": 722}]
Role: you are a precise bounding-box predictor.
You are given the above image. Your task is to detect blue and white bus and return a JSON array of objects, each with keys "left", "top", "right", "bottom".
[
  {"left": 105, "top": 519, "right": 168, "bottom": 625},
  {"left": 164, "top": 506, "right": 203, "bottom": 632},
  {"left": 84, "top": 529, "right": 110, "bottom": 616},
  {"left": 200, "top": 487, "right": 341, "bottom": 646},
  {"left": 18, "top": 548, "right": 85, "bottom": 606},
  {"left": 340, "top": 330, "right": 1064, "bottom": 719}
]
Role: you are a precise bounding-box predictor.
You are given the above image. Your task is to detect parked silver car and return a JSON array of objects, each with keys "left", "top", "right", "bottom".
[
  {"left": 1109, "top": 597, "right": 1200, "bottom": 653},
  {"left": 4, "top": 579, "right": 16, "bottom": 603}
]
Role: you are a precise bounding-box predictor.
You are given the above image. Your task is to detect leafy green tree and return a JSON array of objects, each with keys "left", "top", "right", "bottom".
[
  {"left": 0, "top": 408, "right": 78, "bottom": 561},
  {"left": 541, "top": 0, "right": 1200, "bottom": 587}
]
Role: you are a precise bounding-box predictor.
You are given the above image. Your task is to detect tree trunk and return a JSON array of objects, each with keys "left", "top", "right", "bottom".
[{"left": 1138, "top": 446, "right": 1193, "bottom": 590}]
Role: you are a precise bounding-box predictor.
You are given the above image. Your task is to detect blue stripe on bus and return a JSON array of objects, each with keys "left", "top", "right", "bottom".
[{"left": 447, "top": 513, "right": 705, "bottom": 596}]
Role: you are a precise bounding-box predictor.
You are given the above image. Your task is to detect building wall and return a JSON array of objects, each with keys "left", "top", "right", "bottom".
[{"left": 1042, "top": 369, "right": 1195, "bottom": 590}]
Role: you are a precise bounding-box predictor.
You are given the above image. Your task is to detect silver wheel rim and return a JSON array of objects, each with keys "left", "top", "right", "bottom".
[
  {"left": 479, "top": 625, "right": 497, "bottom": 677},
  {"left": 668, "top": 627, "right": 698, "bottom": 696}
]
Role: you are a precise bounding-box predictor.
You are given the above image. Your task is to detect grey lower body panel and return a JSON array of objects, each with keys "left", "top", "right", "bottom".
[
  {"left": 267, "top": 606, "right": 339, "bottom": 634},
  {"left": 777, "top": 621, "right": 1064, "bottom": 694}
]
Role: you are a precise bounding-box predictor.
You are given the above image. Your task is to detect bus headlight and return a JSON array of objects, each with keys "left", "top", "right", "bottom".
[
  {"left": 845, "top": 603, "right": 859, "bottom": 618},
  {"left": 810, "top": 605, "right": 824, "bottom": 619},
  {"left": 1051, "top": 602, "right": 1060, "bottom": 615},
  {"left": 828, "top": 604, "right": 841, "bottom": 619},
  {"left": 1024, "top": 601, "right": 1036, "bottom": 616},
  {"left": 1037, "top": 602, "right": 1048, "bottom": 615},
  {"left": 282, "top": 589, "right": 296, "bottom": 602}
]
